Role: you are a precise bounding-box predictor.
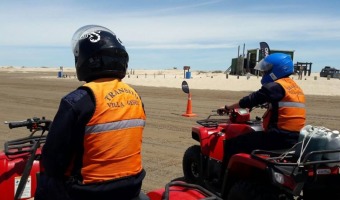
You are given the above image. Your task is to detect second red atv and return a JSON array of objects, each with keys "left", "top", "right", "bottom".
[{"left": 182, "top": 107, "right": 340, "bottom": 200}]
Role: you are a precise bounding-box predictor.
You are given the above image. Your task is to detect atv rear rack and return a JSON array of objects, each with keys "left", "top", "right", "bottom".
[
  {"left": 251, "top": 149, "right": 340, "bottom": 167},
  {"left": 251, "top": 149, "right": 340, "bottom": 197}
]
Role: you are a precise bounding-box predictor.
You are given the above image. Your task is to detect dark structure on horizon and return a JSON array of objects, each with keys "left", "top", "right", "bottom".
[{"left": 227, "top": 45, "right": 312, "bottom": 77}]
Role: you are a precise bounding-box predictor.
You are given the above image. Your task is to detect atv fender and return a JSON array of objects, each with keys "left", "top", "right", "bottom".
[
  {"left": 221, "top": 153, "right": 269, "bottom": 197},
  {"left": 227, "top": 153, "right": 267, "bottom": 172},
  {"left": 191, "top": 126, "right": 202, "bottom": 142},
  {"left": 147, "top": 181, "right": 222, "bottom": 200}
]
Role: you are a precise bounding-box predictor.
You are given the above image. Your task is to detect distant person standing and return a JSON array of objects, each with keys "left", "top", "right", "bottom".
[{"left": 298, "top": 65, "right": 304, "bottom": 80}]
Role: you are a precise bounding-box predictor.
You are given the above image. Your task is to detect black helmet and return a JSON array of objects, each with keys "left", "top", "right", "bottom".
[{"left": 71, "top": 25, "right": 129, "bottom": 82}]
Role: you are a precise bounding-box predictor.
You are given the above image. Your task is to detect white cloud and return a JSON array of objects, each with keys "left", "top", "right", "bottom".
[
  {"left": 1, "top": 1, "right": 340, "bottom": 71},
  {"left": 2, "top": 2, "right": 340, "bottom": 49},
  {"left": 129, "top": 43, "right": 236, "bottom": 49},
  {"left": 114, "top": 13, "right": 340, "bottom": 47}
]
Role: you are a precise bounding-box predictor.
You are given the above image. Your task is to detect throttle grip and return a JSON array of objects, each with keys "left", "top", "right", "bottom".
[{"left": 8, "top": 121, "right": 31, "bottom": 129}]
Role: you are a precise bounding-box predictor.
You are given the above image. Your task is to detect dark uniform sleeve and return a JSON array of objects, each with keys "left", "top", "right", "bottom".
[
  {"left": 41, "top": 88, "right": 94, "bottom": 178},
  {"left": 239, "top": 82, "right": 286, "bottom": 109}
]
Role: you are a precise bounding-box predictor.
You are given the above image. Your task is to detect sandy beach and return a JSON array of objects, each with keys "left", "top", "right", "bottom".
[
  {"left": 124, "top": 69, "right": 339, "bottom": 96},
  {"left": 0, "top": 66, "right": 340, "bottom": 194},
  {"left": 1, "top": 66, "right": 339, "bottom": 96}
]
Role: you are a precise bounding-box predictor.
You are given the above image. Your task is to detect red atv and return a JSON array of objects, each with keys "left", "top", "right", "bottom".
[
  {"left": 0, "top": 117, "right": 50, "bottom": 200},
  {"left": 182, "top": 107, "right": 340, "bottom": 199},
  {"left": 0, "top": 117, "right": 223, "bottom": 200}
]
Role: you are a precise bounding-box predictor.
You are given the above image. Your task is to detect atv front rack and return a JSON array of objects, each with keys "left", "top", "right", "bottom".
[
  {"left": 196, "top": 114, "right": 230, "bottom": 128},
  {"left": 4, "top": 117, "right": 51, "bottom": 156},
  {"left": 196, "top": 119, "right": 229, "bottom": 128},
  {"left": 4, "top": 135, "right": 46, "bottom": 156}
]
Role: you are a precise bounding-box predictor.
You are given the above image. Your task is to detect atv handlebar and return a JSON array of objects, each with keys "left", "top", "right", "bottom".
[
  {"left": 216, "top": 103, "right": 269, "bottom": 116},
  {"left": 249, "top": 103, "right": 269, "bottom": 112},
  {"left": 8, "top": 120, "right": 33, "bottom": 129},
  {"left": 5, "top": 117, "right": 52, "bottom": 131}
]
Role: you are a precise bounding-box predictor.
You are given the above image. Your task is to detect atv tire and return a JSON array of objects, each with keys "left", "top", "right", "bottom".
[
  {"left": 182, "top": 145, "right": 202, "bottom": 185},
  {"left": 227, "top": 180, "right": 281, "bottom": 200}
]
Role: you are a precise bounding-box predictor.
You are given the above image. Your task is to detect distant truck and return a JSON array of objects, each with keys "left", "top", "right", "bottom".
[
  {"left": 320, "top": 66, "right": 340, "bottom": 78},
  {"left": 228, "top": 48, "right": 295, "bottom": 75}
]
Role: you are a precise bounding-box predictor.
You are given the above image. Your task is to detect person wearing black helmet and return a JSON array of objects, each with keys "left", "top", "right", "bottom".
[
  {"left": 218, "top": 53, "right": 306, "bottom": 155},
  {"left": 35, "top": 25, "right": 146, "bottom": 200}
]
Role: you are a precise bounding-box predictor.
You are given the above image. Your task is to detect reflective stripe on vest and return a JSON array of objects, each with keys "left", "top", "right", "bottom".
[
  {"left": 278, "top": 102, "right": 305, "bottom": 108},
  {"left": 85, "top": 119, "right": 146, "bottom": 135}
]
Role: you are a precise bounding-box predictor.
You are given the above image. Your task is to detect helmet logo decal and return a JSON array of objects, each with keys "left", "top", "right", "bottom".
[
  {"left": 81, "top": 31, "right": 101, "bottom": 43},
  {"left": 264, "top": 47, "right": 270, "bottom": 57}
]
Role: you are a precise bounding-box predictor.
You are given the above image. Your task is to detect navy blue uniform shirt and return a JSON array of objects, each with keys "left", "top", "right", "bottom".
[
  {"left": 239, "top": 81, "right": 285, "bottom": 109},
  {"left": 42, "top": 87, "right": 94, "bottom": 178}
]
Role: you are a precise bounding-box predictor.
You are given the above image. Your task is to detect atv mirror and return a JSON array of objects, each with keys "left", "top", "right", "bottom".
[{"left": 182, "top": 81, "right": 190, "bottom": 94}]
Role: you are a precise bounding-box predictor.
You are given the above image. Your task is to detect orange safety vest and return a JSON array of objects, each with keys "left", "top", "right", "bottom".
[
  {"left": 263, "top": 78, "right": 306, "bottom": 132},
  {"left": 81, "top": 78, "right": 146, "bottom": 184}
]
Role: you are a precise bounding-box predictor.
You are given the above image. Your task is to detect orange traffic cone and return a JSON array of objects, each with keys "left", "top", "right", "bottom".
[{"left": 182, "top": 93, "right": 197, "bottom": 117}]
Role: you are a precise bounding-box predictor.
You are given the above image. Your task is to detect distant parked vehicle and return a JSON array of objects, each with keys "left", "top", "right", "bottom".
[{"left": 320, "top": 66, "right": 340, "bottom": 78}]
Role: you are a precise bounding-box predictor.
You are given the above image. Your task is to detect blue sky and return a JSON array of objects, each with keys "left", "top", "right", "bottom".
[{"left": 0, "top": 0, "right": 339, "bottom": 72}]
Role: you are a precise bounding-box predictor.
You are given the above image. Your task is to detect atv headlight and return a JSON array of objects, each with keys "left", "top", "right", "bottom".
[
  {"left": 272, "top": 171, "right": 296, "bottom": 191},
  {"left": 274, "top": 172, "right": 284, "bottom": 184}
]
